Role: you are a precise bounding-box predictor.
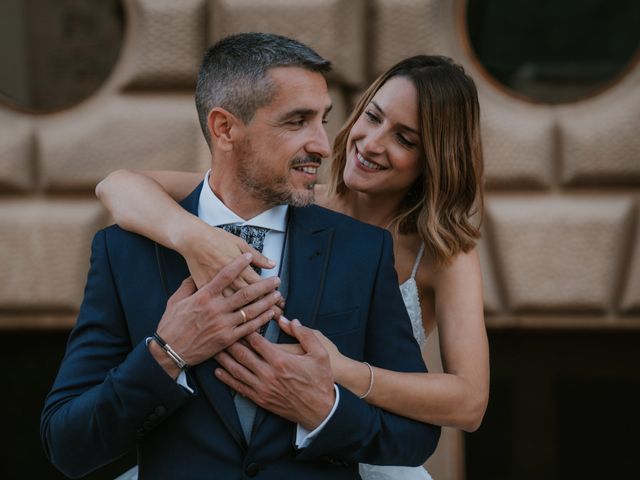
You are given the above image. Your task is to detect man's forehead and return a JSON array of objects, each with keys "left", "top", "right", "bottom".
[{"left": 266, "top": 66, "right": 330, "bottom": 105}]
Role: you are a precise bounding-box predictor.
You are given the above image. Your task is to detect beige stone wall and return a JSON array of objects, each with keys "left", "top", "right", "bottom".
[{"left": 1, "top": 1, "right": 638, "bottom": 477}]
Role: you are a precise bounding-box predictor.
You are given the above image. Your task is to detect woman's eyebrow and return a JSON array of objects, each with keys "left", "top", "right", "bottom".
[{"left": 371, "top": 100, "right": 420, "bottom": 135}]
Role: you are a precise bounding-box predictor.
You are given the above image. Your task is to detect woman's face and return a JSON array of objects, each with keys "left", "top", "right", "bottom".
[{"left": 343, "top": 76, "right": 423, "bottom": 198}]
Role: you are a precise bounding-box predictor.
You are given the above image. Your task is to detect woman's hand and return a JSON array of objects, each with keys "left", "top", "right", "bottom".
[
  {"left": 177, "top": 220, "right": 276, "bottom": 291},
  {"left": 275, "top": 317, "right": 350, "bottom": 383}
]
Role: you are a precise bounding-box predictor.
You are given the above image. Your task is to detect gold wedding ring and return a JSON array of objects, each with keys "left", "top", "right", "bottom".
[{"left": 239, "top": 309, "right": 247, "bottom": 324}]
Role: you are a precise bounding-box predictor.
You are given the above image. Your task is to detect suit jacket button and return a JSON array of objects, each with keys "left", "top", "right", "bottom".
[
  {"left": 245, "top": 462, "right": 260, "bottom": 477},
  {"left": 155, "top": 405, "right": 167, "bottom": 417}
]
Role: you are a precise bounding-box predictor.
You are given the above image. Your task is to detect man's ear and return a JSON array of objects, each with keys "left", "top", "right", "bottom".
[{"left": 207, "top": 108, "right": 244, "bottom": 152}]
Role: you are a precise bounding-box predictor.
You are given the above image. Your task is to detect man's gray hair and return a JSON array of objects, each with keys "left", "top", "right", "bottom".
[{"left": 195, "top": 32, "right": 332, "bottom": 146}]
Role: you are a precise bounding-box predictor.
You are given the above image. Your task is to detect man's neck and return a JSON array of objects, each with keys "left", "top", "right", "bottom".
[{"left": 208, "top": 173, "right": 273, "bottom": 220}]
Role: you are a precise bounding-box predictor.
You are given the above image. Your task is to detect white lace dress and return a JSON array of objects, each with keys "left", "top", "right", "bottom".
[{"left": 359, "top": 243, "right": 433, "bottom": 480}]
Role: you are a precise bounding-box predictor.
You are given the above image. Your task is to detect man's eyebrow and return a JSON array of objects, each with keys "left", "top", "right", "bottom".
[
  {"left": 371, "top": 100, "right": 420, "bottom": 136},
  {"left": 279, "top": 104, "right": 334, "bottom": 121},
  {"left": 278, "top": 108, "right": 315, "bottom": 122}
]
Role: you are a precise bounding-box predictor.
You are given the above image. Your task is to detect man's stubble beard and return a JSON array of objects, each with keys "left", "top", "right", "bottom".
[{"left": 236, "top": 139, "right": 316, "bottom": 208}]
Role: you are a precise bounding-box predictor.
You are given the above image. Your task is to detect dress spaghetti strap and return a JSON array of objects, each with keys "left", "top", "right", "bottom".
[{"left": 410, "top": 242, "right": 426, "bottom": 279}]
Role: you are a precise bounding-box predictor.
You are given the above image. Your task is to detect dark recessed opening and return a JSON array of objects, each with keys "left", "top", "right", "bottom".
[
  {"left": 466, "top": 0, "right": 640, "bottom": 103},
  {"left": 466, "top": 329, "right": 640, "bottom": 479},
  {"left": 1, "top": 330, "right": 135, "bottom": 479},
  {"left": 0, "top": 0, "right": 125, "bottom": 113}
]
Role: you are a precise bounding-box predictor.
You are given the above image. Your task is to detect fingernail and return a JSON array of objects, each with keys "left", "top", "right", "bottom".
[
  {"left": 214, "top": 369, "right": 222, "bottom": 377},
  {"left": 279, "top": 316, "right": 290, "bottom": 325},
  {"left": 243, "top": 252, "right": 252, "bottom": 260},
  {"left": 268, "top": 310, "right": 275, "bottom": 319},
  {"left": 273, "top": 291, "right": 282, "bottom": 300},
  {"left": 292, "top": 319, "right": 301, "bottom": 327},
  {"left": 268, "top": 258, "right": 276, "bottom": 267},
  {"left": 273, "top": 276, "right": 281, "bottom": 286}
]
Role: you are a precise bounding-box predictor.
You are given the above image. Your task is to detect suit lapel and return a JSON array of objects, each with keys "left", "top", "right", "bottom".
[
  {"left": 155, "top": 182, "right": 247, "bottom": 450},
  {"left": 251, "top": 206, "right": 334, "bottom": 439},
  {"left": 281, "top": 206, "right": 334, "bottom": 330}
]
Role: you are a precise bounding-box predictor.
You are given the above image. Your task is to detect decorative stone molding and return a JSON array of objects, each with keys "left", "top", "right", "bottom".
[
  {"left": 210, "top": 0, "right": 367, "bottom": 87},
  {"left": 488, "top": 197, "right": 634, "bottom": 313},
  {"left": 38, "top": 95, "right": 208, "bottom": 191},
  {"left": 0, "top": 200, "right": 107, "bottom": 310}
]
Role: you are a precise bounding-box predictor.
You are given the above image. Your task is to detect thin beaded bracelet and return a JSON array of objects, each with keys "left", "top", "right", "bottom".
[{"left": 359, "top": 362, "right": 374, "bottom": 399}]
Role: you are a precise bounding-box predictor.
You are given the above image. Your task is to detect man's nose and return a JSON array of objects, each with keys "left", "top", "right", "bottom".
[{"left": 307, "top": 122, "right": 332, "bottom": 158}]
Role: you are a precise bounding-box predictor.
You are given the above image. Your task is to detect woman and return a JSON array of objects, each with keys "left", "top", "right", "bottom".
[{"left": 99, "top": 55, "right": 488, "bottom": 480}]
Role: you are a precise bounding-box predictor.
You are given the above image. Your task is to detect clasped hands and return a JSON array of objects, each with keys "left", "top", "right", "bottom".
[{"left": 149, "top": 253, "right": 335, "bottom": 430}]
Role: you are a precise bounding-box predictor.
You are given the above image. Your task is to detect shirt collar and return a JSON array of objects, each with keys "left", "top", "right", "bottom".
[{"left": 197, "top": 171, "right": 288, "bottom": 232}]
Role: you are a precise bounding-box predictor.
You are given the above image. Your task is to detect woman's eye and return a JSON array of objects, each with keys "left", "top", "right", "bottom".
[
  {"left": 396, "top": 134, "right": 417, "bottom": 148},
  {"left": 364, "top": 111, "right": 380, "bottom": 123}
]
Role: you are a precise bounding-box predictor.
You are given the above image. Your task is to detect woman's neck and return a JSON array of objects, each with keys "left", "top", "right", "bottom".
[{"left": 331, "top": 189, "right": 406, "bottom": 230}]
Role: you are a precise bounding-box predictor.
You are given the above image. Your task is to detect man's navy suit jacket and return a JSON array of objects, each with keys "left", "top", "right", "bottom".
[{"left": 41, "top": 183, "right": 440, "bottom": 479}]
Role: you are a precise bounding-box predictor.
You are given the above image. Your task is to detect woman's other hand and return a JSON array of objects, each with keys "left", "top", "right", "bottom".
[{"left": 276, "top": 317, "right": 350, "bottom": 383}]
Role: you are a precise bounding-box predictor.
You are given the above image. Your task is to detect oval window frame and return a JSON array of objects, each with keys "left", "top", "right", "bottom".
[
  {"left": 0, "top": 1, "right": 127, "bottom": 115},
  {"left": 457, "top": 0, "right": 640, "bottom": 105}
]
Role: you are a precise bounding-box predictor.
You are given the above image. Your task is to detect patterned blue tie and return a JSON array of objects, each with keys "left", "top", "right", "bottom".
[
  {"left": 219, "top": 223, "right": 270, "bottom": 442},
  {"left": 220, "top": 224, "right": 268, "bottom": 275}
]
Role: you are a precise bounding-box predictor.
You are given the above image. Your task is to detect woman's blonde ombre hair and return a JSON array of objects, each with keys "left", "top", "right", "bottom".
[{"left": 329, "top": 55, "right": 484, "bottom": 266}]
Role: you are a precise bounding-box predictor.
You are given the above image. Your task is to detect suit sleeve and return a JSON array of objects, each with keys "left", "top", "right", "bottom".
[
  {"left": 40, "top": 230, "right": 191, "bottom": 478},
  {"left": 296, "top": 230, "right": 440, "bottom": 466}
]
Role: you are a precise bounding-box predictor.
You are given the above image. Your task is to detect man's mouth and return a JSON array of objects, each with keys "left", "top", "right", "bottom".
[
  {"left": 356, "top": 148, "right": 385, "bottom": 171},
  {"left": 291, "top": 156, "right": 321, "bottom": 177},
  {"left": 293, "top": 165, "right": 319, "bottom": 174}
]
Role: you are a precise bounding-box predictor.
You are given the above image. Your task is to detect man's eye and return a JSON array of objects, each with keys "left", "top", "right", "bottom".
[{"left": 288, "top": 119, "right": 305, "bottom": 127}]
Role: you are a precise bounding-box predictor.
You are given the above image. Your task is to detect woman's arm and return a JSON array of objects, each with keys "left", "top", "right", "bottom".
[
  {"left": 95, "top": 170, "right": 275, "bottom": 290},
  {"left": 96, "top": 170, "right": 202, "bottom": 249},
  {"left": 284, "top": 248, "right": 489, "bottom": 432}
]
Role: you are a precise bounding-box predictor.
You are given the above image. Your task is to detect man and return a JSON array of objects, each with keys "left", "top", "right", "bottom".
[{"left": 42, "top": 33, "right": 439, "bottom": 479}]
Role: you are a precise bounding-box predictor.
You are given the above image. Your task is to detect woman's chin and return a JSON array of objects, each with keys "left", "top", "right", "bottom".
[
  {"left": 342, "top": 176, "right": 360, "bottom": 193},
  {"left": 344, "top": 179, "right": 376, "bottom": 195}
]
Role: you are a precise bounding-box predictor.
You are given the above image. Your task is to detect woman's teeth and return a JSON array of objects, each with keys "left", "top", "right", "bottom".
[{"left": 357, "top": 152, "right": 383, "bottom": 170}]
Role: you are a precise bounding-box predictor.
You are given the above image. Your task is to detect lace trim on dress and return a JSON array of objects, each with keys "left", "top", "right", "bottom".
[{"left": 398, "top": 243, "right": 427, "bottom": 348}]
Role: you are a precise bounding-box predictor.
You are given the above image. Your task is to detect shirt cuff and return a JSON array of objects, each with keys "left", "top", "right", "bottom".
[
  {"left": 295, "top": 384, "right": 340, "bottom": 448},
  {"left": 146, "top": 337, "right": 194, "bottom": 394},
  {"left": 176, "top": 370, "right": 194, "bottom": 394}
]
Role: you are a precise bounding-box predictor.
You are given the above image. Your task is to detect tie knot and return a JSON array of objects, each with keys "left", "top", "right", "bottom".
[{"left": 220, "top": 224, "right": 269, "bottom": 255}]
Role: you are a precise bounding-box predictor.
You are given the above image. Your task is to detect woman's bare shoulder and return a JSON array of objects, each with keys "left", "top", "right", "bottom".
[
  {"left": 413, "top": 243, "right": 481, "bottom": 291},
  {"left": 429, "top": 246, "right": 481, "bottom": 287}
]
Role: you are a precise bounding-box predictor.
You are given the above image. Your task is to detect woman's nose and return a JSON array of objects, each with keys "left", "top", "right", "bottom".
[{"left": 361, "top": 129, "right": 385, "bottom": 155}]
